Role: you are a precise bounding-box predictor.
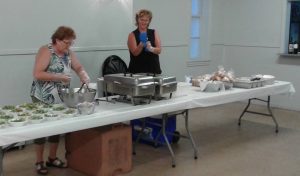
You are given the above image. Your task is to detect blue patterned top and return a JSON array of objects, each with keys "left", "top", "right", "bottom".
[{"left": 30, "top": 44, "right": 71, "bottom": 104}]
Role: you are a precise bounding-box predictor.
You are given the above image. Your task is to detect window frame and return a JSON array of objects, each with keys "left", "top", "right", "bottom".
[
  {"left": 288, "top": 1, "right": 300, "bottom": 51},
  {"left": 188, "top": 0, "right": 211, "bottom": 66}
]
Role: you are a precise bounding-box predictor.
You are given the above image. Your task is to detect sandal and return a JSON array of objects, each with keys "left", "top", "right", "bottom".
[
  {"left": 46, "top": 157, "right": 67, "bottom": 168},
  {"left": 35, "top": 161, "right": 48, "bottom": 175}
]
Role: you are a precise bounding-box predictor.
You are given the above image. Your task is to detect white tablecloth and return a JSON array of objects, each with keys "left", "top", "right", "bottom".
[{"left": 0, "top": 81, "right": 295, "bottom": 146}]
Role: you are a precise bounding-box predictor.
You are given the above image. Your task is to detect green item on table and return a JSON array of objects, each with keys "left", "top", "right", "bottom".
[
  {"left": 18, "top": 112, "right": 31, "bottom": 116},
  {"left": 11, "top": 108, "right": 23, "bottom": 113},
  {"left": 10, "top": 118, "right": 26, "bottom": 122},
  {"left": 2, "top": 105, "right": 16, "bottom": 110},
  {"left": 33, "top": 109, "right": 48, "bottom": 114},
  {"left": 64, "top": 108, "right": 76, "bottom": 114},
  {"left": 29, "top": 115, "right": 43, "bottom": 120},
  {"left": 0, "top": 115, "right": 14, "bottom": 120},
  {"left": 53, "top": 106, "right": 66, "bottom": 111}
]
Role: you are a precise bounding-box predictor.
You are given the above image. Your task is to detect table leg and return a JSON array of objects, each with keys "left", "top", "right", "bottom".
[
  {"left": 0, "top": 147, "right": 3, "bottom": 176},
  {"left": 133, "top": 118, "right": 146, "bottom": 155},
  {"left": 153, "top": 122, "right": 163, "bottom": 147},
  {"left": 266, "top": 96, "right": 279, "bottom": 132},
  {"left": 162, "top": 114, "right": 176, "bottom": 167},
  {"left": 133, "top": 110, "right": 199, "bottom": 167},
  {"left": 238, "top": 96, "right": 279, "bottom": 133},
  {"left": 238, "top": 99, "right": 251, "bottom": 125},
  {"left": 184, "top": 110, "right": 198, "bottom": 159}
]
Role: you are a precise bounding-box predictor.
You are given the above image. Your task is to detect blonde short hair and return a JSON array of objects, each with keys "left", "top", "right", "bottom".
[{"left": 135, "top": 9, "right": 152, "bottom": 26}]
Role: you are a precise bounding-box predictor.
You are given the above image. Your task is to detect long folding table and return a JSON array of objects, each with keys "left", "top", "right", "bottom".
[{"left": 0, "top": 81, "right": 295, "bottom": 175}]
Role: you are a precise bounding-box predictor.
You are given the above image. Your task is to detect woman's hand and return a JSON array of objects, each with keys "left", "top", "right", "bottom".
[
  {"left": 146, "top": 41, "right": 155, "bottom": 53},
  {"left": 128, "top": 33, "right": 144, "bottom": 56},
  {"left": 62, "top": 75, "right": 71, "bottom": 85},
  {"left": 78, "top": 70, "right": 90, "bottom": 84},
  {"left": 139, "top": 32, "right": 148, "bottom": 47},
  {"left": 56, "top": 74, "right": 71, "bottom": 85}
]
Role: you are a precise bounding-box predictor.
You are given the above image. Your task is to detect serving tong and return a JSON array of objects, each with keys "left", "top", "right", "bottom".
[{"left": 77, "top": 83, "right": 92, "bottom": 93}]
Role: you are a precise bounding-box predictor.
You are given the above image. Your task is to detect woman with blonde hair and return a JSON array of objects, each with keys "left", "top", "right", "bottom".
[{"left": 127, "top": 9, "right": 162, "bottom": 74}]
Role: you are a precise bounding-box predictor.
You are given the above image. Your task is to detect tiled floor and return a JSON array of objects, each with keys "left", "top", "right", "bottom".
[{"left": 3, "top": 102, "right": 300, "bottom": 176}]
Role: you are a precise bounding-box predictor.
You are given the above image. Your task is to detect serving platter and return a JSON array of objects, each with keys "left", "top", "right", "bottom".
[{"left": 0, "top": 103, "right": 82, "bottom": 128}]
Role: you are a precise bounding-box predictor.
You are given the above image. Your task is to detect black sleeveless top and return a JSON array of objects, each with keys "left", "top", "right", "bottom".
[{"left": 128, "top": 29, "right": 162, "bottom": 74}]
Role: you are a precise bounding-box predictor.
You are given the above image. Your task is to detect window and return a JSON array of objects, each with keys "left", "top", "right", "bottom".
[
  {"left": 283, "top": 0, "right": 300, "bottom": 55},
  {"left": 289, "top": 2, "right": 300, "bottom": 46},
  {"left": 190, "top": 0, "right": 201, "bottom": 60},
  {"left": 189, "top": 0, "right": 210, "bottom": 65}
]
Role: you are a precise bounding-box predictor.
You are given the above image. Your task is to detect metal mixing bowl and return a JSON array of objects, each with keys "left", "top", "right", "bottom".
[{"left": 59, "top": 86, "right": 96, "bottom": 108}]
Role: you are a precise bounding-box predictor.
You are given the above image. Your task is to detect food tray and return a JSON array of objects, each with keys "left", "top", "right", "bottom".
[
  {"left": 223, "top": 81, "right": 233, "bottom": 90},
  {"left": 204, "top": 82, "right": 224, "bottom": 92},
  {"left": 233, "top": 78, "right": 265, "bottom": 89}
]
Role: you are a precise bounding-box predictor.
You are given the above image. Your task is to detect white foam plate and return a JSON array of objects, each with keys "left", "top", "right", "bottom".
[{"left": 8, "top": 119, "right": 28, "bottom": 127}]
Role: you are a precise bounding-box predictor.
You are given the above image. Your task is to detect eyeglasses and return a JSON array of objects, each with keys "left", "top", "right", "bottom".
[
  {"left": 62, "top": 40, "right": 75, "bottom": 46},
  {"left": 139, "top": 18, "right": 150, "bottom": 23}
]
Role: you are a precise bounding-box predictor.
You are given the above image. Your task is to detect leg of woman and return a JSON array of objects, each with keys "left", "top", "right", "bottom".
[
  {"left": 48, "top": 135, "right": 60, "bottom": 159},
  {"left": 31, "top": 97, "right": 49, "bottom": 174},
  {"left": 32, "top": 96, "right": 46, "bottom": 163},
  {"left": 49, "top": 142, "right": 59, "bottom": 159},
  {"left": 36, "top": 144, "right": 45, "bottom": 162},
  {"left": 34, "top": 138, "right": 48, "bottom": 174},
  {"left": 34, "top": 138, "right": 46, "bottom": 162},
  {"left": 46, "top": 135, "right": 67, "bottom": 168}
]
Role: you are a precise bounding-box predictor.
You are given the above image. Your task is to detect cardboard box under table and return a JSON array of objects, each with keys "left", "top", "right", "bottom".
[{"left": 65, "top": 124, "right": 132, "bottom": 176}]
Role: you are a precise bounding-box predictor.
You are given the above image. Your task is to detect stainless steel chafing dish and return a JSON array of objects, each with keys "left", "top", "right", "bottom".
[
  {"left": 124, "top": 73, "right": 178, "bottom": 99},
  {"left": 152, "top": 75, "right": 177, "bottom": 99},
  {"left": 103, "top": 73, "right": 156, "bottom": 105}
]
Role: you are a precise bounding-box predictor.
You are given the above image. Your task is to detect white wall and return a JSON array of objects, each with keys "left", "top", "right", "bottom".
[
  {"left": 1, "top": 0, "right": 298, "bottom": 111},
  {"left": 0, "top": 0, "right": 132, "bottom": 52},
  {"left": 0, "top": 0, "right": 195, "bottom": 105},
  {"left": 210, "top": 0, "right": 300, "bottom": 110}
]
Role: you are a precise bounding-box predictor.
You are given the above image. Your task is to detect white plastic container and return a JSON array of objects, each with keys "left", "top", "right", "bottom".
[
  {"left": 77, "top": 102, "right": 95, "bottom": 115},
  {"left": 263, "top": 75, "right": 275, "bottom": 85},
  {"left": 233, "top": 77, "right": 265, "bottom": 89}
]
